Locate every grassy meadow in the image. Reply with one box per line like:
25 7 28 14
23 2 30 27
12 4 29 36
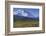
13 18 39 28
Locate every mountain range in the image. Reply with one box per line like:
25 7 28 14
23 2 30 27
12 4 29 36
14 15 39 20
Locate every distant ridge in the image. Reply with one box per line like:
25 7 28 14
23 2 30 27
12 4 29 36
14 15 39 20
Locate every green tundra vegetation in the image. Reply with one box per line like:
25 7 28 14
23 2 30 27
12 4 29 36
13 17 39 28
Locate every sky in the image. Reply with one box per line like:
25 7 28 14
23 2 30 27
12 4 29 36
13 8 39 18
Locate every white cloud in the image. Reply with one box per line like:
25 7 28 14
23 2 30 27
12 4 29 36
13 9 28 17
22 12 28 16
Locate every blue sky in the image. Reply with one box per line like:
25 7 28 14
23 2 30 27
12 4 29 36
13 8 39 18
